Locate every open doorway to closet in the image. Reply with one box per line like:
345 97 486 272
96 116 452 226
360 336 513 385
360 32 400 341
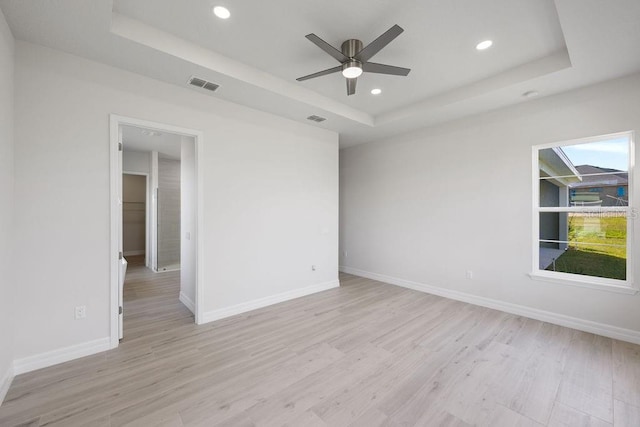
110 115 203 348
122 128 183 274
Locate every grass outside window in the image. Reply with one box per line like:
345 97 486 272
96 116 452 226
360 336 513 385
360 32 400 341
546 214 627 280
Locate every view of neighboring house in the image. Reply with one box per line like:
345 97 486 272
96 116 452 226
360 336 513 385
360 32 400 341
569 165 628 206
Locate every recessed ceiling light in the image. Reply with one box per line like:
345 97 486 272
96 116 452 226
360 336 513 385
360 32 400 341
476 40 493 50
141 130 162 137
371 88 382 95
523 90 539 98
213 6 231 19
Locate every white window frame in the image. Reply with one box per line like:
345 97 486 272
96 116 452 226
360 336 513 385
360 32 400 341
530 131 637 294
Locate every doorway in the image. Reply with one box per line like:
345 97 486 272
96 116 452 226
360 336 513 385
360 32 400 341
110 115 203 348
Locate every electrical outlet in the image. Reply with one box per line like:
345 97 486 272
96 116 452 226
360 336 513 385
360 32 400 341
466 270 473 279
75 305 86 319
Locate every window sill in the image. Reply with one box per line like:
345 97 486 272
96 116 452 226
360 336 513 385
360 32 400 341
528 271 638 295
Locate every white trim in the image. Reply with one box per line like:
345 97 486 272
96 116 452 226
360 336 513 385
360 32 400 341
155 266 180 273
12 338 111 376
195 133 205 326
123 250 145 256
628 131 635 286
201 280 340 324
528 270 636 294
536 130 635 150
110 114 205 345
538 206 630 213
150 152 159 272
109 116 120 349
179 291 196 314
340 266 640 345
0 364 14 405
532 130 637 292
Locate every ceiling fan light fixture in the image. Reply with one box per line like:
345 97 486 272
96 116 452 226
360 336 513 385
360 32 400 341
342 61 363 79
297 25 410 95
213 6 231 19
476 40 493 50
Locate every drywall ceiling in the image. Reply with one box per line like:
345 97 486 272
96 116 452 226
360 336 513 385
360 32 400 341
122 125 183 159
2 0 640 147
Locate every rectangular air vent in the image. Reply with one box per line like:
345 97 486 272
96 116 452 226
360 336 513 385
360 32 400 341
306 115 326 123
188 76 220 92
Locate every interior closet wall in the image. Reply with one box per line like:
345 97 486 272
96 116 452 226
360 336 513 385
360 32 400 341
122 174 146 256
157 157 180 270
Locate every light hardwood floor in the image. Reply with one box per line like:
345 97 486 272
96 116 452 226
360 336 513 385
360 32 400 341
1 259 640 426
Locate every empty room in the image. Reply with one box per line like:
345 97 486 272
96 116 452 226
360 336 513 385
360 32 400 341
0 1 639 426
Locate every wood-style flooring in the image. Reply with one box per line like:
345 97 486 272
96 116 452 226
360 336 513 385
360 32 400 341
1 258 639 426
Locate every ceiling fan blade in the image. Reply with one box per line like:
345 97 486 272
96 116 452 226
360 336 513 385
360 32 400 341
355 25 404 62
362 62 411 76
346 78 357 96
305 34 349 63
296 66 342 81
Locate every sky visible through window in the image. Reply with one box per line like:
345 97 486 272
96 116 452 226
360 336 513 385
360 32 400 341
561 136 629 171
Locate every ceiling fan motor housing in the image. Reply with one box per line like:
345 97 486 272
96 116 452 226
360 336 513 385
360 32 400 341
341 39 363 58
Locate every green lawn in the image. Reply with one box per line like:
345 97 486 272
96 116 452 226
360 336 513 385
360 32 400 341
548 249 626 280
547 214 627 280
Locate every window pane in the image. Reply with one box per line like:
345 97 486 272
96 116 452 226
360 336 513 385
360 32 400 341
538 212 627 280
539 137 629 207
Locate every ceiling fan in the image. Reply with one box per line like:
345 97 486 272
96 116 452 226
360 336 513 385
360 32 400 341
296 24 411 96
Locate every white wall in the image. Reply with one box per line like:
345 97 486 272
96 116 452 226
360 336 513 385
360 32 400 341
12 41 338 361
340 72 640 336
123 150 150 174
0 8 14 402
180 137 196 310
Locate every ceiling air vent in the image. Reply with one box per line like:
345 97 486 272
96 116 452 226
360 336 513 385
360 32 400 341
188 76 220 92
307 115 326 123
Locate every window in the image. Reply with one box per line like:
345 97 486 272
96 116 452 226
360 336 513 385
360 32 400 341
532 131 635 292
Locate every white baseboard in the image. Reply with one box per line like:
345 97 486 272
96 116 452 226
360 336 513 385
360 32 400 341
123 250 145 256
340 266 640 345
13 337 111 376
200 279 340 325
0 363 14 405
179 291 195 314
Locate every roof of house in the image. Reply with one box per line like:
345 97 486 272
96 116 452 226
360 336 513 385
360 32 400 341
539 147 582 186
570 165 628 188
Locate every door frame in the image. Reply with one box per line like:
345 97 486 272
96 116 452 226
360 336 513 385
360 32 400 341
109 114 204 348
